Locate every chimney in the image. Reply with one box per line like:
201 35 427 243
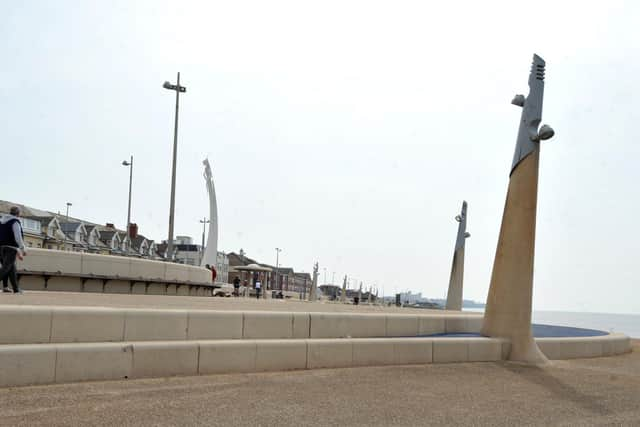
105 223 115 229
128 223 138 239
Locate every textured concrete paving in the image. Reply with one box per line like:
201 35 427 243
0 341 637 426
0 291 453 314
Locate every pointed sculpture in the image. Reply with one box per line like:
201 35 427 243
340 275 347 302
308 262 319 301
200 159 219 267
445 201 470 311
481 54 555 364
357 282 362 303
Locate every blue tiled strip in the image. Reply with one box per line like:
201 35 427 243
421 324 609 338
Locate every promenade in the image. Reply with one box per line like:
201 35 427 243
0 291 445 314
0 340 637 426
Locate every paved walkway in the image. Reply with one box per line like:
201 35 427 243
0 341 637 426
0 291 459 314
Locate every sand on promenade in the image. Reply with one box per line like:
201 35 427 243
0 291 457 314
0 341 637 426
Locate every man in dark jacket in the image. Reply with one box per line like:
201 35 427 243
0 206 28 294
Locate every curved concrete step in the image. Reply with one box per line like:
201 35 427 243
0 334 631 388
0 305 483 345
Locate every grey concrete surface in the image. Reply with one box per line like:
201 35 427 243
0 291 456 314
0 341 637 426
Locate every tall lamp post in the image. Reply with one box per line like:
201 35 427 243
199 217 209 265
163 73 186 260
122 156 133 234
275 247 282 291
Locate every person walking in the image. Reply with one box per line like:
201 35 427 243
233 276 240 297
0 207 28 294
243 279 249 297
255 280 261 299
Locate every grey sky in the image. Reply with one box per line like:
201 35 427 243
2 1 639 313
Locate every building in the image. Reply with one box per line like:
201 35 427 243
0 201 290 286
0 200 165 259
398 291 426 305
293 272 312 298
227 251 306 294
19 217 45 249
319 284 341 300
173 235 201 266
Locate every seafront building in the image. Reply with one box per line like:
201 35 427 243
226 251 310 296
0 200 325 287
0 199 232 277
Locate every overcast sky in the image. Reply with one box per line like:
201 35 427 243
2 1 639 314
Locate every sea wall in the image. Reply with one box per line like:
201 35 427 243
17 248 211 284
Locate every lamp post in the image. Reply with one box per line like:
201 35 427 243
275 247 282 290
122 156 133 234
163 73 186 260
65 202 72 220
200 217 209 264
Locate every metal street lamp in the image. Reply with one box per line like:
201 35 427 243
275 247 282 290
65 202 72 220
199 217 209 264
163 72 187 260
122 156 133 234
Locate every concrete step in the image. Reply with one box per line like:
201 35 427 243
0 305 483 345
0 334 631 388
0 337 507 387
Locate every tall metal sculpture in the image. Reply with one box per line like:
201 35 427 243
309 262 319 301
200 159 219 268
445 201 470 311
481 54 555 363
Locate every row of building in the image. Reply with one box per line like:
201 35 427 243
226 251 312 296
0 200 230 282
1 200 314 294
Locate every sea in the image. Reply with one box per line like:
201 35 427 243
463 309 640 339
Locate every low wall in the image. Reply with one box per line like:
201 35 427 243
17 248 211 284
0 306 483 344
0 334 632 387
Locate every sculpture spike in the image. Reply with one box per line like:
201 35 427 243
445 200 469 311
482 54 555 364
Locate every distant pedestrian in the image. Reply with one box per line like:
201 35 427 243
233 276 240 296
255 280 261 299
0 207 28 294
243 279 249 297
